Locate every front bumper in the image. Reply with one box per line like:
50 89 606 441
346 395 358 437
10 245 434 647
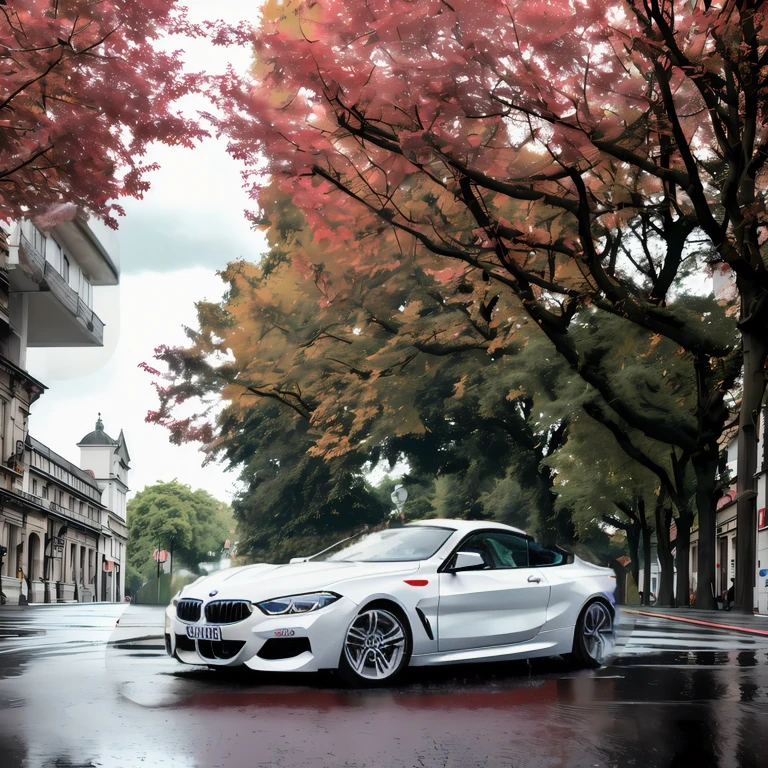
164 595 360 672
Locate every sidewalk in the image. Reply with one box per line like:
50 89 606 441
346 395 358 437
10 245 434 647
624 606 768 637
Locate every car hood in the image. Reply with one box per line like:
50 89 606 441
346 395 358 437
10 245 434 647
180 560 421 602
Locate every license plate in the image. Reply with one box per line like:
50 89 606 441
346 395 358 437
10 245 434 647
186 625 222 641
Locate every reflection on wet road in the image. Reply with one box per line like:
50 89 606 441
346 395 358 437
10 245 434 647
1 604 767 767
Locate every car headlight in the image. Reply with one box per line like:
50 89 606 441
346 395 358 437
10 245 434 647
256 592 340 616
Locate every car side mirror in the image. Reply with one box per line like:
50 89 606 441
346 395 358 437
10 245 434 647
450 551 486 572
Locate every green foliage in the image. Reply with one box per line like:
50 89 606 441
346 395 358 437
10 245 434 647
224 407 390 563
127 480 234 580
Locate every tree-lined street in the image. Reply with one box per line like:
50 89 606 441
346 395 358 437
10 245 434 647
0 604 767 767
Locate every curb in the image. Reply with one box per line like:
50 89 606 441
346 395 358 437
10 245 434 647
625 608 768 638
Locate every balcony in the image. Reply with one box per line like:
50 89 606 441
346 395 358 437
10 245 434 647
47 500 102 533
14 233 105 347
2 488 102 533
16 232 46 285
42 263 105 343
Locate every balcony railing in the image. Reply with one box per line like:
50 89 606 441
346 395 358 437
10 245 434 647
42 262 104 344
77 296 104 338
18 233 46 282
1 487 101 532
48 500 101 531
19 490 44 505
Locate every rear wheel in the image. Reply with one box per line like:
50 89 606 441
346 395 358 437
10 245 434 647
568 600 615 668
337 605 411 686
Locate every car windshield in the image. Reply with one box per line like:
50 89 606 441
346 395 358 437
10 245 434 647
311 526 454 563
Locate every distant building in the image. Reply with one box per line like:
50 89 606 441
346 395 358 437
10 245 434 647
78 415 130 602
0 215 121 604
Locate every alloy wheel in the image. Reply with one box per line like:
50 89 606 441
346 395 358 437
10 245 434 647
343 608 406 681
581 602 615 664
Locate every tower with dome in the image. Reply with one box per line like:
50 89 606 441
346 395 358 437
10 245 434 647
77 414 130 602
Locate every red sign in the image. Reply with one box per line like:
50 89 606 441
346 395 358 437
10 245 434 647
153 549 168 563
759 508 767 531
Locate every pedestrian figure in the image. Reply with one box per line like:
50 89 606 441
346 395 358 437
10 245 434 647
724 579 735 611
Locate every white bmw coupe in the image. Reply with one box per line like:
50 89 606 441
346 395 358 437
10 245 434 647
165 520 618 685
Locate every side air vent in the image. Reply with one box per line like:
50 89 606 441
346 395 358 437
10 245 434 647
257 638 312 660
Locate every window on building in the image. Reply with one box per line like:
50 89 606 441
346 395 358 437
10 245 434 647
25 221 46 256
79 547 85 584
70 543 76 581
62 255 70 283
0 400 5 464
32 478 38 497
48 238 62 272
80 274 92 308
41 484 48 500
79 501 84 515
69 495 75 512
1 523 7 576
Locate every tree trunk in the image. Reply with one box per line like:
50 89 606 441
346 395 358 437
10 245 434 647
655 494 675 607
676 514 691 607
627 527 640 600
693 452 720 609
734 316 768 613
640 503 652 606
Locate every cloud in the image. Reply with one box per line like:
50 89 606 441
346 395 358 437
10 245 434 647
117 138 267 274
26 268 240 502
113 0 265 274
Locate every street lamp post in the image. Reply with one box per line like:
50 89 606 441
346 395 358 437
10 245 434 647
390 485 408 526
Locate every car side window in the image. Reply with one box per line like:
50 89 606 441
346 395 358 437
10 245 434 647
529 540 565 567
454 534 495 570
460 532 530 570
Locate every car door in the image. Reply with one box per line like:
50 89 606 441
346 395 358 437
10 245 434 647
437 531 551 652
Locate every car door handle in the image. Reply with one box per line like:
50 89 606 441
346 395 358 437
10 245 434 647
527 575 542 583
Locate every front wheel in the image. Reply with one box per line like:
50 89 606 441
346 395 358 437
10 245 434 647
337 606 411 686
568 600 615 668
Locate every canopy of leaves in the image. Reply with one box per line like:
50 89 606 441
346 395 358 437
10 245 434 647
205 0 751 460
0 1 206 226
142 184 719 568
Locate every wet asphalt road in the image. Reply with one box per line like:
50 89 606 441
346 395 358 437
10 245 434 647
0 605 767 767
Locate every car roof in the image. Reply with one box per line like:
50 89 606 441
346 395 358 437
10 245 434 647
406 519 528 536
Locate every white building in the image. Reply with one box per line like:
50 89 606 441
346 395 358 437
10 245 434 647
686 414 763 610
755 410 768 613
0 214 122 604
78 415 130 602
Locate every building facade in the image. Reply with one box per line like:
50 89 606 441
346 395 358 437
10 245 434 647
685 410 767 611
77 415 130 602
0 214 122 604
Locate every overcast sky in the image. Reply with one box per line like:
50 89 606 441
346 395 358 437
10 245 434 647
26 2 263 502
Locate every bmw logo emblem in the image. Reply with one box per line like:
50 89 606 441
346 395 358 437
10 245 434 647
209 590 218 597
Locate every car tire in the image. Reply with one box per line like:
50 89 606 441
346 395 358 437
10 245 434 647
337 603 412 687
567 599 615 668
